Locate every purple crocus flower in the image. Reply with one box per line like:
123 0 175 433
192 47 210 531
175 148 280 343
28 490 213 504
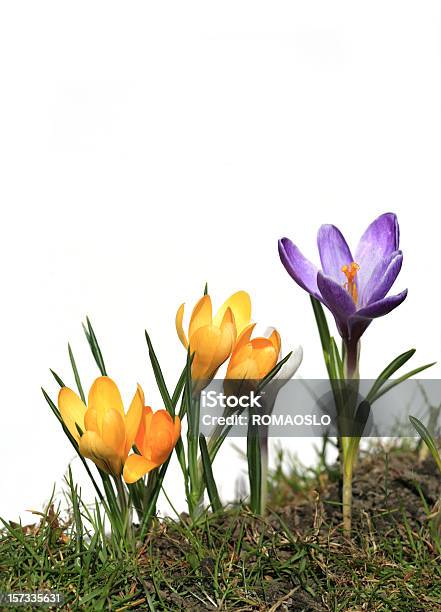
278 213 407 372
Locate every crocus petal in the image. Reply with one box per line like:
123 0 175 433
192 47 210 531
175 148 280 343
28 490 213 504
213 291 251 336
354 213 399 294
317 224 354 283
175 303 188 348
317 272 357 319
226 343 255 380
278 238 322 301
219 306 237 344
235 323 256 352
79 430 122 475
360 251 403 306
88 377 125 434
174 415 181 444
352 289 408 320
135 405 153 452
100 408 126 458
58 387 87 443
84 407 98 433
148 412 176 464
250 338 279 379
189 295 213 340
190 325 234 380
124 385 144 456
123 454 157 483
267 329 281 357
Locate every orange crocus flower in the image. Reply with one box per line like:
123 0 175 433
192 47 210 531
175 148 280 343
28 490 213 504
226 325 281 381
123 406 181 483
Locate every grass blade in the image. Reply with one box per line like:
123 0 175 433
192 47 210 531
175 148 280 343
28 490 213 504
145 330 175 416
366 349 416 402
50 369 65 387
370 362 436 403
409 415 441 473
68 343 86 402
83 317 107 376
199 434 221 513
258 351 292 391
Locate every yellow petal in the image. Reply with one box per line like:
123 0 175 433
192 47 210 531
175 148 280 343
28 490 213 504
174 415 181 444
58 387 87 444
123 454 158 484
234 323 256 352
267 329 281 357
175 303 188 348
190 324 234 380
226 344 255 380
135 406 153 453
79 431 122 475
88 376 125 433
213 291 251 336
84 407 98 433
124 384 144 456
100 408 126 458
250 338 278 379
220 306 237 343
189 295 212 340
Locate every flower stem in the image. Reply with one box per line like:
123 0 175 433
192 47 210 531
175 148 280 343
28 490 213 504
187 393 201 518
113 475 132 543
342 462 353 536
341 338 360 537
259 427 269 515
344 339 360 379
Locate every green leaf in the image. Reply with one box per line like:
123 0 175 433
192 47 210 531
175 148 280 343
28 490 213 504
366 349 416 403
83 317 107 376
329 337 344 379
257 351 292 391
310 295 331 348
199 434 221 512
204 282 208 295
310 296 331 357
370 362 436 403
409 415 441 474
50 369 65 387
145 330 175 417
247 423 262 514
68 343 86 402
138 353 190 536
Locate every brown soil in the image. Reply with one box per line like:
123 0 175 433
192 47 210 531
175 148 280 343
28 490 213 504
137 451 441 611
278 450 441 537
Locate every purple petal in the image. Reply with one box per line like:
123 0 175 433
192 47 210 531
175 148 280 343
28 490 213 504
278 238 321 301
317 224 354 283
317 272 357 320
360 250 403 306
353 289 408 320
354 213 400 294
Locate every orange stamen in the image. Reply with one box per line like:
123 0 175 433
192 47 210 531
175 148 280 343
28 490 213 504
341 262 360 304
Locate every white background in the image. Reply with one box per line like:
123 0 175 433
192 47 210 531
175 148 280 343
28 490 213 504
1 2 440 522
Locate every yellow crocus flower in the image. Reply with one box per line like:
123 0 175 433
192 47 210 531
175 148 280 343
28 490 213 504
176 291 251 381
58 376 143 476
